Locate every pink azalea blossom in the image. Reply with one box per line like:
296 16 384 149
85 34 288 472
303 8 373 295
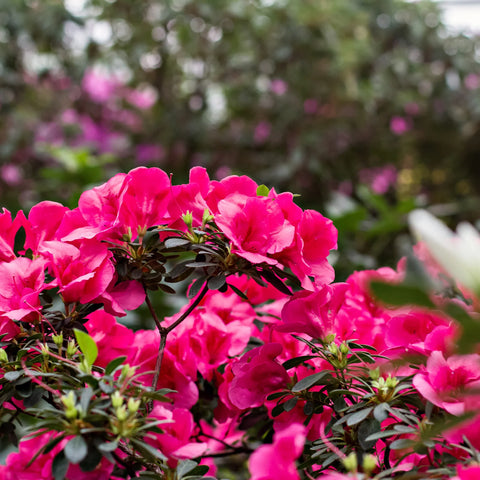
390 116 411 135
451 464 480 480
412 351 480 415
228 343 289 410
0 208 26 262
39 240 115 305
85 310 136 367
215 193 295 265
0 257 47 321
148 404 207 468
248 423 306 480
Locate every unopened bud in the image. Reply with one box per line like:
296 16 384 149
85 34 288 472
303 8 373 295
0 349 8 363
327 343 338 355
342 452 358 472
369 367 380 381
116 405 128 422
111 391 124 408
52 333 63 347
79 358 91 374
61 391 78 419
40 344 50 356
120 364 136 380
385 376 399 389
202 209 214 226
340 342 349 355
127 397 141 414
362 454 377 474
66 339 77 358
182 211 193 229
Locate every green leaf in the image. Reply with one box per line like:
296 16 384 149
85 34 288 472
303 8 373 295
282 355 316 370
4 371 23 381
98 441 119 453
64 436 88 464
164 237 191 249
74 329 98 368
284 396 298 412
291 371 330 392
52 451 69 480
256 184 270 196
105 356 127 375
370 281 434 308
346 407 373 426
207 274 226 290
390 438 416 450
130 439 167 462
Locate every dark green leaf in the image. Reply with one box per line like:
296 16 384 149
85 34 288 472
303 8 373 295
105 356 127 375
64 436 88 464
390 438 416 450
207 274 226 290
227 283 249 301
282 355 316 370
346 407 373 426
291 371 330 392
283 396 298 412
130 439 167 462
80 387 94 413
4 371 23 381
188 278 206 299
52 451 69 480
177 460 198 479
358 418 381 450
98 441 119 453
164 237 191 249
373 403 389 422
370 281 434 309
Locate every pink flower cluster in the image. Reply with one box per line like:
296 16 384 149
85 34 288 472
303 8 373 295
1 166 480 479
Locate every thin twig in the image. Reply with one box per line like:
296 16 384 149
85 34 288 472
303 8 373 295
146 281 210 403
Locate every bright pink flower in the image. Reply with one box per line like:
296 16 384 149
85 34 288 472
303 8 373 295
118 167 171 236
384 311 456 357
0 164 22 186
228 343 289 410
452 464 480 480
0 208 26 262
39 240 115 305
215 193 295 265
0 316 20 341
413 351 480 415
278 283 349 339
148 404 207 467
270 79 288 95
85 310 136 368
248 423 306 480
0 257 47 321
24 201 69 253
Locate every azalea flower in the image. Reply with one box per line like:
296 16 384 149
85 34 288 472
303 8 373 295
408 209 480 296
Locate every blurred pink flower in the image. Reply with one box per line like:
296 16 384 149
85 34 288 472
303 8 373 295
465 73 480 90
214 165 232 180
82 69 121 103
389 116 411 135
254 121 271 143
359 165 397 194
304 98 319 114
126 87 157 109
404 102 420 116
1 165 22 186
136 143 166 164
270 78 288 96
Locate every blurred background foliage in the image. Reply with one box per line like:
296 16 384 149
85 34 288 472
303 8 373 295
1 0 480 280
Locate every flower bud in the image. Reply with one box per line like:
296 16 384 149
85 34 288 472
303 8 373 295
115 405 128 422
385 375 399 389
182 211 193 229
202 209 214 226
66 339 77 358
340 342 349 355
52 333 63 347
40 343 49 356
362 454 377 474
120 364 136 380
0 349 8 363
127 397 141 414
61 391 78 419
342 452 358 472
111 391 124 408
369 367 380 380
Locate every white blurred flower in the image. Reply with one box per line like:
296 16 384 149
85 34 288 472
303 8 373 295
408 209 480 295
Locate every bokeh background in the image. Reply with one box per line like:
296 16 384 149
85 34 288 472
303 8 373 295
1 0 480 281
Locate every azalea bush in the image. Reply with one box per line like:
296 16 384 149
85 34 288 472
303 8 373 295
1 166 480 479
